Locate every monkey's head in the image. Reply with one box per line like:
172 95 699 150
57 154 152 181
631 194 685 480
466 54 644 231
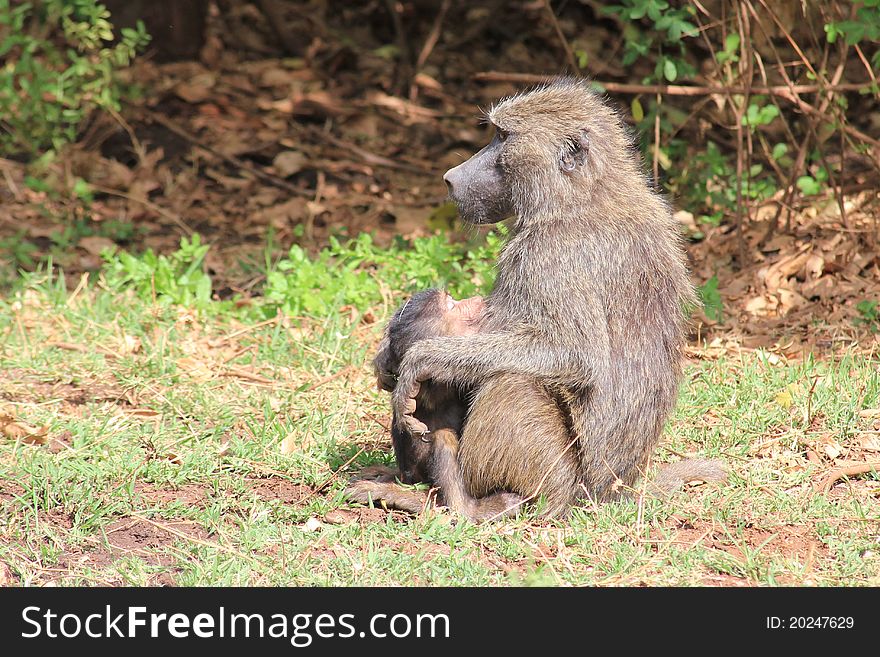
444 78 634 224
374 289 484 391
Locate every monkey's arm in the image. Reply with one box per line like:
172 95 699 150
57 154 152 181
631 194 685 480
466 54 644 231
392 332 599 434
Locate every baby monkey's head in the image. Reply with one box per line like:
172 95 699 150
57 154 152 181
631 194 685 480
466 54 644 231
390 288 484 352
374 289 484 391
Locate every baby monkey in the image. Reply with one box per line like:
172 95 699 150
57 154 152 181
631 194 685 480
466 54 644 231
347 288 522 520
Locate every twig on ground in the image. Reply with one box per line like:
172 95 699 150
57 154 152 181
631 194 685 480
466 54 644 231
311 446 367 495
816 463 880 494
47 341 117 358
208 314 281 347
301 366 354 392
222 367 275 385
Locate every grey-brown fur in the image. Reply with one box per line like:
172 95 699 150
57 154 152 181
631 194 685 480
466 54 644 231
389 78 724 514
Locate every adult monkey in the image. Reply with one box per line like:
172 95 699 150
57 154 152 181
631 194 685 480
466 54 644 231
391 78 723 512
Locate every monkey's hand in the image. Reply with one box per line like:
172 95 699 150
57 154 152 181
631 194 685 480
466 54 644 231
391 373 429 435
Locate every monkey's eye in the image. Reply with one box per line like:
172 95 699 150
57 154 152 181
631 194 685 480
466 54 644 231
495 128 509 142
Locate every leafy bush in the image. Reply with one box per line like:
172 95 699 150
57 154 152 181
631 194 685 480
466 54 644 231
600 0 880 224
100 230 503 319
98 227 731 324
825 0 880 65
0 0 149 159
102 235 213 309
604 0 698 83
263 231 502 318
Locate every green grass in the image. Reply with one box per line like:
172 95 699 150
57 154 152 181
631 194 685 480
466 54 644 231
0 262 878 587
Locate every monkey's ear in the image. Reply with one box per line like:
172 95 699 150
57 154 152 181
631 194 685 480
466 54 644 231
559 129 590 173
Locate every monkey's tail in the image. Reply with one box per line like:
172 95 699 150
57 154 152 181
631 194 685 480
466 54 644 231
644 458 728 497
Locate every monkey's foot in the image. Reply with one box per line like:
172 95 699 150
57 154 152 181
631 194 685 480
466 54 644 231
397 412 429 436
457 492 525 522
344 479 429 515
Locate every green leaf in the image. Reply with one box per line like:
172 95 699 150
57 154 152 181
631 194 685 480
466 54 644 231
824 23 840 44
24 175 51 192
631 98 644 123
699 275 724 322
372 45 399 60
796 175 821 196
663 58 677 82
725 33 741 53
72 177 92 201
759 104 779 124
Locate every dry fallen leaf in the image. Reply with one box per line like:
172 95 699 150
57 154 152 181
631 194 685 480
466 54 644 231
800 276 837 300
280 433 299 455
820 438 844 460
253 198 307 228
0 405 15 426
128 408 161 418
121 334 142 355
79 236 116 256
777 288 807 315
259 66 301 88
674 210 697 232
0 561 13 586
303 517 324 532
745 295 773 316
273 150 307 177
176 356 214 382
755 349 786 366
323 509 356 525
18 427 48 445
174 72 216 103
858 434 880 452
413 72 442 91
803 254 825 280
0 408 49 444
